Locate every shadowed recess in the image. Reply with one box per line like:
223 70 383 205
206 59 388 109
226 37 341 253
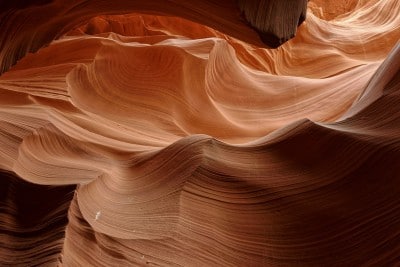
238 0 308 47
0 170 76 266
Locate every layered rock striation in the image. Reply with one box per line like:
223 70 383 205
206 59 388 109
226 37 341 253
0 0 400 266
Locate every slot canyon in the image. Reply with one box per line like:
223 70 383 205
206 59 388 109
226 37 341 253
0 0 400 266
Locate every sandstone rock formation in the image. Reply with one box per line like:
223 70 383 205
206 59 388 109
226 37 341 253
0 0 399 266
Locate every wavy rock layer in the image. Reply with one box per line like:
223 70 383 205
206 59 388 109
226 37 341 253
0 0 308 74
1 0 400 266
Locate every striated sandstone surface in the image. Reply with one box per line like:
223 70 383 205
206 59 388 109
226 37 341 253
0 0 400 266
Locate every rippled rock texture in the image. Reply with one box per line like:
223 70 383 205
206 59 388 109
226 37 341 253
1 0 400 266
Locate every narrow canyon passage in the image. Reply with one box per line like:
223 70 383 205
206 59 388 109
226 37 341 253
0 0 400 266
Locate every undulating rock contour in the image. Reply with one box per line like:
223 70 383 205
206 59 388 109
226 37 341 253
0 0 400 266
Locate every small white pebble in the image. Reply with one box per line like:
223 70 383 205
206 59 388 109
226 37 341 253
95 211 101 220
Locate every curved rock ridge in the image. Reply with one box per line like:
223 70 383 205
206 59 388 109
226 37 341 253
0 0 400 266
0 0 309 75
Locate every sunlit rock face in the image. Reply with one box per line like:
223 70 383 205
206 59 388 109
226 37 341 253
1 0 400 266
309 0 363 20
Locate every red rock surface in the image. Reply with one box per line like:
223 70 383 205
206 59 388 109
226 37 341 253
0 0 400 266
